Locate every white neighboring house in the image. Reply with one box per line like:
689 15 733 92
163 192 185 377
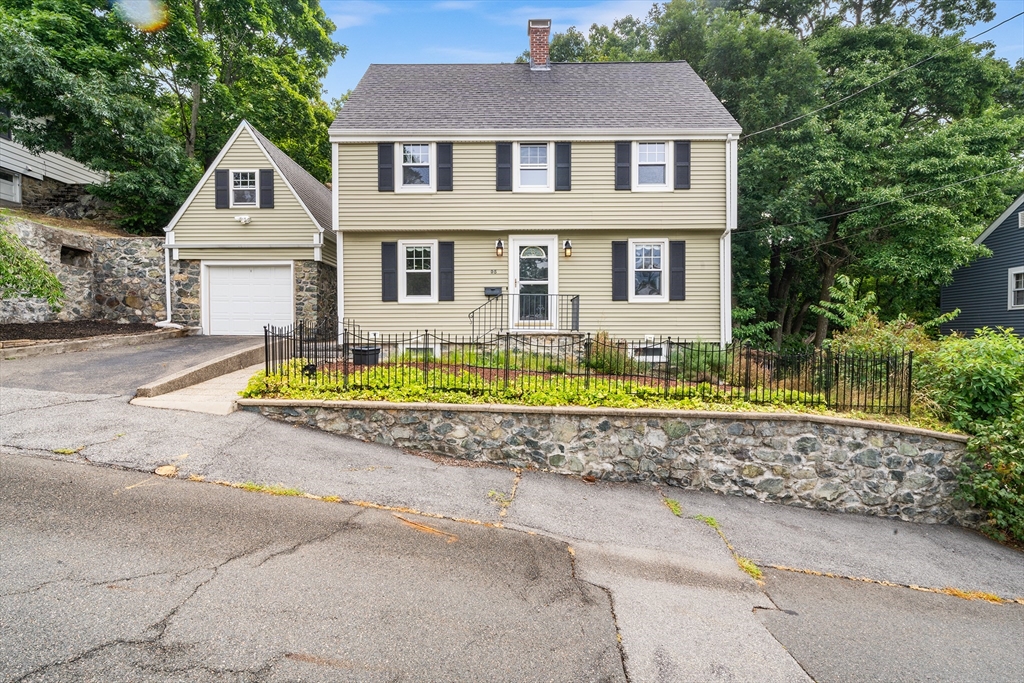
0 124 107 208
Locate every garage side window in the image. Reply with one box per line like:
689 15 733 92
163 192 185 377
231 171 258 207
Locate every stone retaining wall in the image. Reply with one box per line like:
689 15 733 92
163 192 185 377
243 400 980 527
294 260 337 323
1 219 164 323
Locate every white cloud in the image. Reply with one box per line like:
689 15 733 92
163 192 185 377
489 1 656 31
329 0 390 29
432 0 480 9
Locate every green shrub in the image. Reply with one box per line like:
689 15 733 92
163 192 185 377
958 407 1024 544
916 328 1024 429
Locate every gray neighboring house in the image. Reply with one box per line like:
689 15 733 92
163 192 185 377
940 192 1024 336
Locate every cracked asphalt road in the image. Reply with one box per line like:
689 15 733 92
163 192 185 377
2 341 1023 681
1 455 625 682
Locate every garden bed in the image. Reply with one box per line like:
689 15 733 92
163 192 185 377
0 320 159 343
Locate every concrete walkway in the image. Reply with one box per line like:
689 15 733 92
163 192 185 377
1 348 1022 681
131 364 260 415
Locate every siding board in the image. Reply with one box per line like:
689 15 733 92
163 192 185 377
342 230 722 339
941 209 1024 336
171 128 321 261
337 141 727 230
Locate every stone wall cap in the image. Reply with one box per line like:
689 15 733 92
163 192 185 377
235 398 970 442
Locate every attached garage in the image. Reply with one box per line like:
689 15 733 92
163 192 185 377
205 264 293 335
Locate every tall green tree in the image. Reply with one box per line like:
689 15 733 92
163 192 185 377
0 0 344 232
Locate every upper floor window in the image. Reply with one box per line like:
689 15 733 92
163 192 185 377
1010 266 1024 310
513 142 553 192
633 142 671 191
397 143 436 192
231 170 257 207
629 239 668 302
399 239 438 303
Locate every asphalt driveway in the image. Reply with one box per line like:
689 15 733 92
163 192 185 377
0 335 257 395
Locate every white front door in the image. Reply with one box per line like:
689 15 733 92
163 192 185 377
206 264 293 335
509 235 557 330
0 171 20 204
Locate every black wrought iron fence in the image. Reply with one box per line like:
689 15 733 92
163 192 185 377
263 322 913 415
468 293 581 337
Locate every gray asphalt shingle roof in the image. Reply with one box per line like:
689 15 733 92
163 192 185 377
249 126 332 231
331 62 741 134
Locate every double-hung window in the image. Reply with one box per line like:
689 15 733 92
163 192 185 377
628 239 668 302
632 142 672 191
513 142 553 192
231 170 257 207
396 143 436 192
1011 266 1024 310
398 240 438 303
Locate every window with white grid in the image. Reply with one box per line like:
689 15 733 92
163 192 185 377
1011 267 1024 309
629 239 668 302
399 240 438 303
631 142 672 191
231 171 257 207
513 142 553 191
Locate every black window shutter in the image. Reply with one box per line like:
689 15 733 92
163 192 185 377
259 169 274 208
214 169 229 208
378 143 394 192
381 242 398 301
611 241 628 301
495 142 512 191
614 142 631 190
669 241 686 301
674 141 691 190
555 142 571 191
438 241 455 301
437 143 453 191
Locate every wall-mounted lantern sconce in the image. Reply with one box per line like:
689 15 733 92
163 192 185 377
495 239 504 257
563 240 572 257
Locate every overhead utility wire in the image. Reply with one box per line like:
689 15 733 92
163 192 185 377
740 11 1024 140
734 166 1018 234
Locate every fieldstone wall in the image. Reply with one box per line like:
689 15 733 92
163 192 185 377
245 401 979 527
20 176 86 212
0 219 163 324
294 260 337 324
170 259 202 326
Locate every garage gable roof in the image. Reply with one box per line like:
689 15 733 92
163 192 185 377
164 121 331 234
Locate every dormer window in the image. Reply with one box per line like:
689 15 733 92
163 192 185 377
396 143 436 192
231 170 258 207
513 143 553 192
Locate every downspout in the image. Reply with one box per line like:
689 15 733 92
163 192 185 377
155 229 183 328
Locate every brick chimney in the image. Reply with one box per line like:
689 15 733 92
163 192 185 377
528 19 551 71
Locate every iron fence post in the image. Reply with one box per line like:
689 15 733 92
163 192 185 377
906 350 913 417
503 332 511 392
264 325 270 391
584 332 592 391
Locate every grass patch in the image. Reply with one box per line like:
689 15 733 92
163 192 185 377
693 514 720 530
737 556 763 581
238 481 304 497
663 497 683 517
52 446 84 455
940 587 1004 604
487 489 513 508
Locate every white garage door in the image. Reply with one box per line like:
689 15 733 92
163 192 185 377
207 264 293 335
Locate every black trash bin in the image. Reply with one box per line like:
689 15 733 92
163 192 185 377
352 346 381 366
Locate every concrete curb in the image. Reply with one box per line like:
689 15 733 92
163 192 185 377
135 343 264 398
236 397 970 443
1 327 199 360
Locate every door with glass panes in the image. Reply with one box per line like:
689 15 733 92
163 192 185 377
509 236 557 329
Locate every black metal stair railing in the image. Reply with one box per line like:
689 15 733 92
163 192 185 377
469 293 580 337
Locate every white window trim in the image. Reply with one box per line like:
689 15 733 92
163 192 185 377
228 169 259 209
630 342 669 363
628 238 669 303
394 142 437 193
398 239 439 304
512 142 554 193
631 141 673 192
1010 266 1024 310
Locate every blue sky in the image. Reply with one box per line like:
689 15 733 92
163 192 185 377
320 0 1024 101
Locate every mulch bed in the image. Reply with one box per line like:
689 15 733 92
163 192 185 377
0 320 159 342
